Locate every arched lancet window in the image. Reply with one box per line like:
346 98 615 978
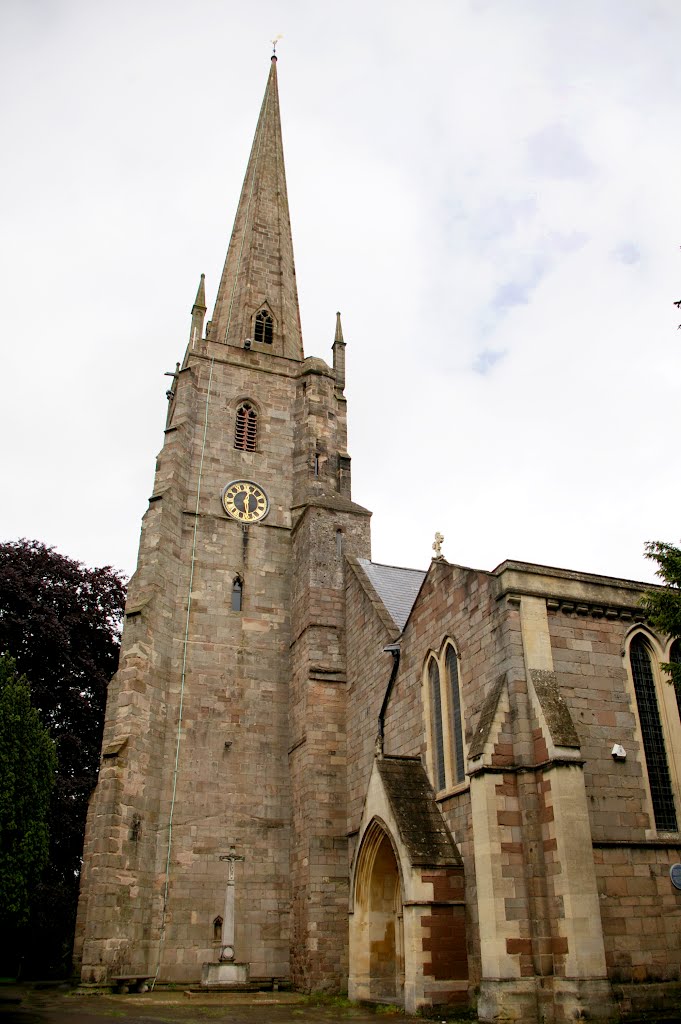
670 639 681 720
213 917 223 943
234 402 257 451
629 635 677 831
253 308 273 345
445 645 465 785
428 658 446 792
231 577 243 612
424 641 467 794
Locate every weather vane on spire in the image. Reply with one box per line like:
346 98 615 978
271 34 283 55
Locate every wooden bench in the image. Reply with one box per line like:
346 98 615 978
111 975 153 993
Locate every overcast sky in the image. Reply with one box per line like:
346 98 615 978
1 0 679 586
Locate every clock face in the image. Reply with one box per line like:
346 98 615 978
221 480 269 524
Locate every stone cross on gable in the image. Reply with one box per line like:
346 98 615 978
218 846 245 962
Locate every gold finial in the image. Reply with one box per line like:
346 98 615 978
432 532 444 559
271 34 283 56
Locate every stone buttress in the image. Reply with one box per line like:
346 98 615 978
288 310 371 989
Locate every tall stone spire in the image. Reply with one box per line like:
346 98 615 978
209 56 304 360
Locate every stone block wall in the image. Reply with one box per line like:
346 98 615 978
594 844 681 983
421 869 468 1003
345 562 398 834
386 561 519 766
77 343 302 983
547 608 651 840
543 600 681 985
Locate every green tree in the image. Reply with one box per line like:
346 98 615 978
642 540 681 690
0 654 57 974
0 540 126 976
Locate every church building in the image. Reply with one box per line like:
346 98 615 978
75 58 681 1024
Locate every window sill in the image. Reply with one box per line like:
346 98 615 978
435 780 470 802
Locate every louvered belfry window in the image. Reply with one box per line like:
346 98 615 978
254 308 273 344
234 402 257 451
630 635 678 832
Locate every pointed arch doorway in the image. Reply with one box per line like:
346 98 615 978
350 756 468 1014
351 819 404 1003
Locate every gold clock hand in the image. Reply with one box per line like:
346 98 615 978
243 492 251 515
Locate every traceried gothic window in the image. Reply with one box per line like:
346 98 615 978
234 402 257 451
253 308 273 345
671 640 681 720
424 641 466 794
629 634 678 832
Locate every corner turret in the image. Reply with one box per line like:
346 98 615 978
190 273 206 348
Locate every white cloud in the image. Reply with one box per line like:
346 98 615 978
1 0 679 586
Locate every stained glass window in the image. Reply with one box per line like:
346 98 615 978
446 646 465 785
429 659 446 791
630 635 677 831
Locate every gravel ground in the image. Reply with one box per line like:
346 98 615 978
0 987 467 1024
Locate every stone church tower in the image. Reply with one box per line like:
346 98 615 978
75 56 371 987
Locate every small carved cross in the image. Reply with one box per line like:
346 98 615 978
432 532 444 558
219 845 245 881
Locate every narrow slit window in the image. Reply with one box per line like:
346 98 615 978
336 529 343 557
446 646 465 785
254 309 273 344
231 577 243 612
630 635 677 831
428 659 446 791
235 402 257 451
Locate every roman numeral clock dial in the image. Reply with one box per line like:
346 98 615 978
221 480 269 524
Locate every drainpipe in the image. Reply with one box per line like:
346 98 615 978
377 643 401 754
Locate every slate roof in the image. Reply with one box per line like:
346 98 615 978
377 756 461 866
357 558 426 631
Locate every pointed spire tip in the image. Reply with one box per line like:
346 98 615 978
334 311 344 344
193 272 207 311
